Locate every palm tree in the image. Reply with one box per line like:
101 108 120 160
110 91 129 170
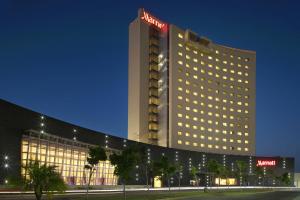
110 146 140 200
23 161 66 200
84 146 107 199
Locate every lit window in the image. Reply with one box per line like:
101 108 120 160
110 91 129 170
178 52 183 56
185 141 190 145
178 96 183 100
245 148 249 151
178 140 182 144
193 134 197 138
178 87 183 91
185 132 190 137
178 43 183 47
178 61 183 65
208 56 213 60
177 113 183 118
193 58 198 63
223 146 227 150
208 144 212 148
178 131 182 135
178 33 183 38
245 140 249 144
186 46 190 51
215 50 219 54
193 50 198 54
223 60 227 64
186 106 190 111
186 55 190 59
193 143 198 146
201 143 205 147
178 78 183 82
178 122 183 127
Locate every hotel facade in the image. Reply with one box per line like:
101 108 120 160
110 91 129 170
0 9 294 188
0 99 294 187
128 9 256 156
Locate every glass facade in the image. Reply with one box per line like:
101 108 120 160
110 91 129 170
21 131 118 186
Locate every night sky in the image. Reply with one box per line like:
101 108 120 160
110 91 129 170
0 0 300 171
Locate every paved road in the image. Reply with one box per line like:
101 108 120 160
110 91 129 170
182 191 300 200
0 191 300 200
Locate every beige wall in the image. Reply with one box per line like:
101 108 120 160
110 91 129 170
129 12 256 156
128 17 150 144
168 25 256 155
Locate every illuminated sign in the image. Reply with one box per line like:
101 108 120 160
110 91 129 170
256 160 276 167
141 10 166 30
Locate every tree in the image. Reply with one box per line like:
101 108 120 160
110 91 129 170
110 146 140 200
23 161 66 200
190 166 199 186
207 159 220 186
218 165 229 186
154 156 176 191
84 146 107 199
138 146 151 190
277 172 291 186
236 160 247 186
254 166 264 185
175 164 183 189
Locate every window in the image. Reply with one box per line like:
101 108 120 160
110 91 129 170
178 33 183 38
178 140 182 144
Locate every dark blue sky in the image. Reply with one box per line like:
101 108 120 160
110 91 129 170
0 0 300 170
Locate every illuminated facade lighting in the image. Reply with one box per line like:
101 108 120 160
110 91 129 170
128 8 256 155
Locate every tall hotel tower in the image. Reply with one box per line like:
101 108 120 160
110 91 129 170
128 9 256 155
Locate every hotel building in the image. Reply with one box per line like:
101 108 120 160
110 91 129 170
0 99 294 187
0 9 294 188
128 9 256 155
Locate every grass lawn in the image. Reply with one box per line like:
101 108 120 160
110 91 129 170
70 189 272 200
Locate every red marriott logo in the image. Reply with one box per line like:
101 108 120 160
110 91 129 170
141 10 166 30
256 160 276 167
